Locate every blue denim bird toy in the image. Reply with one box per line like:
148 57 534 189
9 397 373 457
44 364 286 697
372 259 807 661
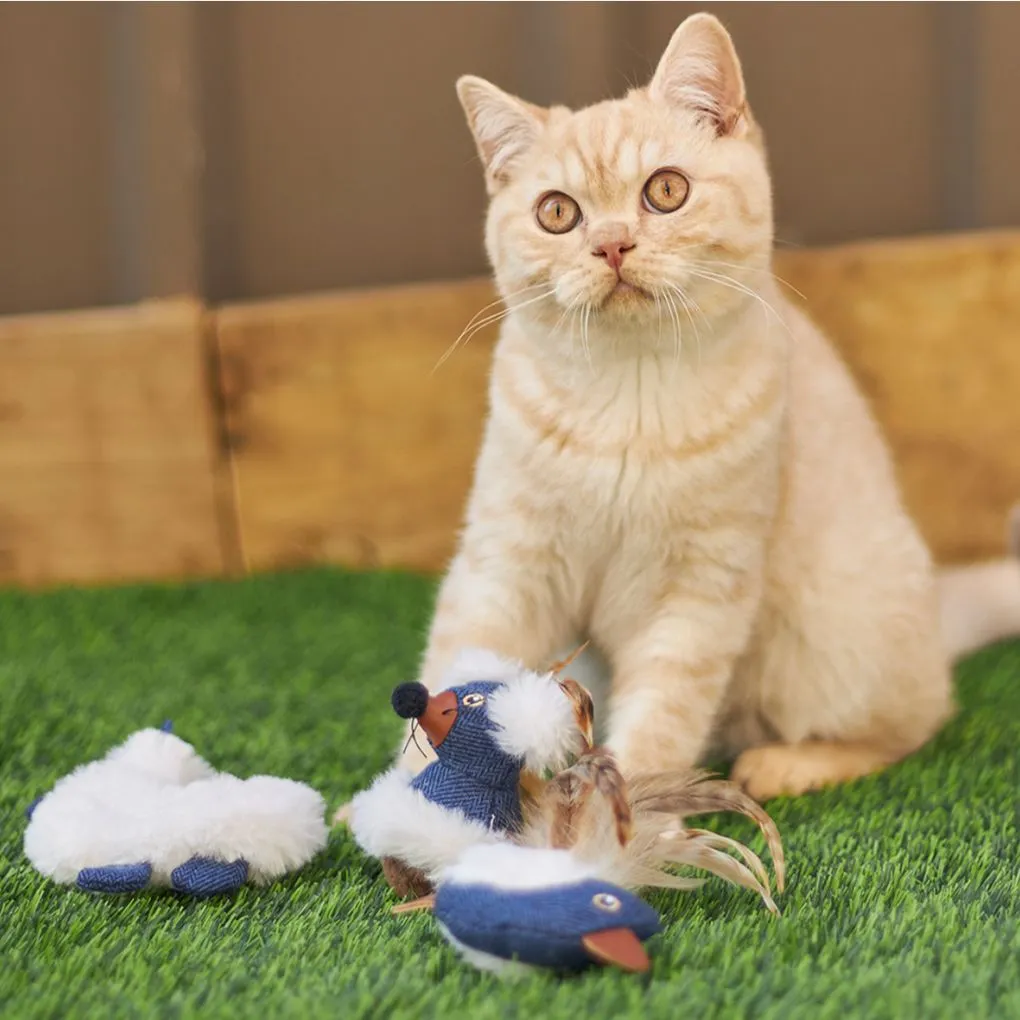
433 843 662 975
392 678 526 835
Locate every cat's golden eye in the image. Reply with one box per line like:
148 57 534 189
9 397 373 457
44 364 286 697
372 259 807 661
642 169 690 214
536 192 582 234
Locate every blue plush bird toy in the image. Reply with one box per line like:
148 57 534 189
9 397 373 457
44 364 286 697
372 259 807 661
433 843 662 975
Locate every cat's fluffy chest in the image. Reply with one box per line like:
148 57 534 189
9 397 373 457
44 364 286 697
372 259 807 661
468 334 785 638
487 333 785 524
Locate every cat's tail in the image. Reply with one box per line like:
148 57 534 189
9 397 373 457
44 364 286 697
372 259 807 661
937 505 1020 660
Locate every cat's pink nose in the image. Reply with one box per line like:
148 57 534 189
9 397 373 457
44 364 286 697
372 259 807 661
592 239 635 273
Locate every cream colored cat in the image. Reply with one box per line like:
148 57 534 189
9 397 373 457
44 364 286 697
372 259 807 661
406 13 1020 801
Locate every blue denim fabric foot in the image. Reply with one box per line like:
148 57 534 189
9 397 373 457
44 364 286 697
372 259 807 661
76 862 153 893
170 856 248 897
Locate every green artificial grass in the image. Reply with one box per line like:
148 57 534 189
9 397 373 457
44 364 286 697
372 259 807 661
1 568 1019 1019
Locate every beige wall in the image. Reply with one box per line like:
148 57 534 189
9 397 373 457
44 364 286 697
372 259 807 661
1 2 1018 316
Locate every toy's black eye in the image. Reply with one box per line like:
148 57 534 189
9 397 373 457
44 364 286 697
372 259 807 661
592 892 622 912
462 693 486 708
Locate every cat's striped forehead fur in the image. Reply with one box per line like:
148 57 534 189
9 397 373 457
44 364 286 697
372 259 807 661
458 14 773 334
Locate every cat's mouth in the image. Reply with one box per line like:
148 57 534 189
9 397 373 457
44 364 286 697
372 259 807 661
603 277 651 306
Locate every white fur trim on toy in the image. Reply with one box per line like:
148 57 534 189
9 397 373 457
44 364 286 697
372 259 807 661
440 843 597 892
435 924 536 978
348 765 508 880
486 669 582 773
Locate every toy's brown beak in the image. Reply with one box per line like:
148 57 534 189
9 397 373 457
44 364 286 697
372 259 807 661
581 928 651 973
417 689 458 748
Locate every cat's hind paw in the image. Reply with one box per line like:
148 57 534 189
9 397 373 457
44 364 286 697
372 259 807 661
731 741 894 801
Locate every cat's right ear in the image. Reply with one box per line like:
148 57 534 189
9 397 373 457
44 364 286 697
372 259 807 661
648 13 747 137
456 76 546 193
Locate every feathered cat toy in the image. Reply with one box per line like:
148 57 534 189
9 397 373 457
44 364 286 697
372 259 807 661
348 647 786 975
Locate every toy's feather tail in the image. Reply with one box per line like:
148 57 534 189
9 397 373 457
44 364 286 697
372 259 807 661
626 770 786 893
533 747 632 850
519 750 785 914
656 830 778 915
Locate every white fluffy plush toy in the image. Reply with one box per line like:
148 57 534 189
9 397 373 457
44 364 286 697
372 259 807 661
24 723 329 897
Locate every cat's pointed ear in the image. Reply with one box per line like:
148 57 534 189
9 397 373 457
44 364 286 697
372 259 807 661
456 76 546 191
648 13 747 137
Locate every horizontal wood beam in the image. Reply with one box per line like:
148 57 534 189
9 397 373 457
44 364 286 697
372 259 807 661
0 299 238 586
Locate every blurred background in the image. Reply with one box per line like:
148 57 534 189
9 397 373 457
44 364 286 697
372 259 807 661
1 1 1018 317
1 2 1018 589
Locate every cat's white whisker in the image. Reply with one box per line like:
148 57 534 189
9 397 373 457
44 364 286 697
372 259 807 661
464 284 546 328
580 302 594 374
677 284 713 336
454 283 550 343
568 305 581 362
658 288 682 371
432 288 556 373
686 257 809 303
686 293 709 368
568 306 581 363
667 284 704 370
642 251 799 325
684 267 795 343
550 300 576 339
671 293 684 372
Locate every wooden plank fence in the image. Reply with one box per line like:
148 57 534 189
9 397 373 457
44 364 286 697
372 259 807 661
2 232 1019 587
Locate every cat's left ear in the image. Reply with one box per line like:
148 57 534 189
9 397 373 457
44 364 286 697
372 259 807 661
457 76 547 192
648 13 747 137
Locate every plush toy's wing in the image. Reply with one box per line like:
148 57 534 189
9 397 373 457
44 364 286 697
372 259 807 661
487 671 589 774
170 857 249 896
77 862 153 894
72 857 249 898
349 766 506 886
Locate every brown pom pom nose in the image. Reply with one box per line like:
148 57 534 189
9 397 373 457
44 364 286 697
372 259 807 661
392 682 430 720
